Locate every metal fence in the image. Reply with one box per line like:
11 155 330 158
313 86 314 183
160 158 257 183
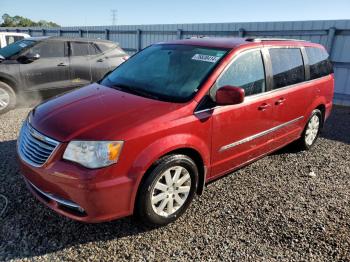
1 20 350 105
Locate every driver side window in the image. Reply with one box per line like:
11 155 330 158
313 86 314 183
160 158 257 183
216 49 266 96
27 41 65 58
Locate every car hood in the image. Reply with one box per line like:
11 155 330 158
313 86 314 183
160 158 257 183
30 83 189 142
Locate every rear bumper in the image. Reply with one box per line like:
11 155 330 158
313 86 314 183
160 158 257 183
19 156 136 223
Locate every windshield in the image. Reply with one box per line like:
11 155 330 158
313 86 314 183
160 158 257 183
101 44 229 102
0 39 36 59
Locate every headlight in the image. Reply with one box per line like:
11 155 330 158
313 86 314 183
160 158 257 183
63 141 124 169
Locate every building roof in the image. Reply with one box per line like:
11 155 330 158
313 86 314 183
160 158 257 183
26 36 116 44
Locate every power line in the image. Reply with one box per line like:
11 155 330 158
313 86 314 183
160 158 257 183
111 9 118 25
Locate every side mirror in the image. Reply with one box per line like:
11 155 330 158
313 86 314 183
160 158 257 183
215 85 245 105
27 53 40 62
17 53 40 64
0 55 5 62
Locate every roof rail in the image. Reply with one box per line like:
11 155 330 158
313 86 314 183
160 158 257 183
245 37 308 42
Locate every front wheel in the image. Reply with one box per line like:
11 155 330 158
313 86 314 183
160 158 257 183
135 154 198 226
0 82 16 114
295 109 322 150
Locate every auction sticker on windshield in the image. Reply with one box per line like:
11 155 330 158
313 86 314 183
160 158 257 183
192 54 221 63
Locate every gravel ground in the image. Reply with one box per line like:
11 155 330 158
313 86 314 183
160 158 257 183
0 106 349 261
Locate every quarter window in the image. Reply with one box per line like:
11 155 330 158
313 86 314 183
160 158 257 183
97 42 116 52
216 50 266 96
305 47 333 79
269 48 305 89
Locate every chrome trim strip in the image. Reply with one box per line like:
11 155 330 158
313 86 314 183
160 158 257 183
27 123 60 145
194 106 220 114
17 121 60 168
219 116 304 152
29 181 82 210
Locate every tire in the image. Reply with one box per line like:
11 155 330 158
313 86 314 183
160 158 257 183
135 154 198 226
0 81 16 114
295 109 323 151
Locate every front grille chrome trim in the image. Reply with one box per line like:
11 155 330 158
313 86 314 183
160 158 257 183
17 121 60 167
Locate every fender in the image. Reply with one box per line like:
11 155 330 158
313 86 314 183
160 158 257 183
304 95 327 127
126 133 210 211
0 71 20 92
304 75 334 125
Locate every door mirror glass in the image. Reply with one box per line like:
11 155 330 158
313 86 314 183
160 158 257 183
215 85 245 105
27 53 40 61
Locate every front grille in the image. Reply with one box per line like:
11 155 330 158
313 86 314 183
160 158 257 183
18 121 59 167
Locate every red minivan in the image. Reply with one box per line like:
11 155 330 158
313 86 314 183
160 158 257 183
17 37 334 226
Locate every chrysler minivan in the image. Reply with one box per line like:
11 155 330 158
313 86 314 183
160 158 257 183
17 37 334 226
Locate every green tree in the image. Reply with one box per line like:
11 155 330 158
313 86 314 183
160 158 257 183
0 13 60 27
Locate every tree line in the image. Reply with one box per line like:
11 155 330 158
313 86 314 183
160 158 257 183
0 14 60 27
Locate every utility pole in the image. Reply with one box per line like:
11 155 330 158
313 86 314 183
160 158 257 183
111 9 118 25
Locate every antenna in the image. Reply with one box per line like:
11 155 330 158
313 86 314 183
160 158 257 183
111 9 118 25
84 16 93 83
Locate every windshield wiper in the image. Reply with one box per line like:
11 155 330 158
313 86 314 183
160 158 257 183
111 84 160 100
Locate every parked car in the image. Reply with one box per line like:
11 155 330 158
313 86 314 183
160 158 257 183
0 36 128 113
17 37 334 226
0 32 30 48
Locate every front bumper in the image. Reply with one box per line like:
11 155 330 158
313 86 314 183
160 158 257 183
19 152 136 223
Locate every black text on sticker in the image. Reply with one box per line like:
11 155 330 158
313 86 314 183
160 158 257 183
192 54 220 63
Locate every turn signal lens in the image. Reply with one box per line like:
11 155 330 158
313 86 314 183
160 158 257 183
108 142 122 161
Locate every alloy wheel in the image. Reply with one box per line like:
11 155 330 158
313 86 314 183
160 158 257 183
0 87 10 110
305 115 320 146
151 166 191 217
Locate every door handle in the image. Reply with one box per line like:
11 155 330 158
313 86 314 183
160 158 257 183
275 97 286 105
97 58 104 62
258 103 271 111
57 62 68 67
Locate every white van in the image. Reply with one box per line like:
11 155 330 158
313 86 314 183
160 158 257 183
0 32 30 48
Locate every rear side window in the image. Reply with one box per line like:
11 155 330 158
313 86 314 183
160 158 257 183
216 49 266 96
70 42 101 56
269 48 305 89
6 35 24 45
97 42 116 52
98 43 126 56
305 47 333 79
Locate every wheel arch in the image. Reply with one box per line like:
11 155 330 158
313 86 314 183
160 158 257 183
0 74 19 94
129 134 210 213
305 96 327 127
315 104 326 127
155 147 206 195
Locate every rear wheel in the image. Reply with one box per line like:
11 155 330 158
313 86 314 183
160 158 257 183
136 154 198 226
0 82 16 114
295 109 322 150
